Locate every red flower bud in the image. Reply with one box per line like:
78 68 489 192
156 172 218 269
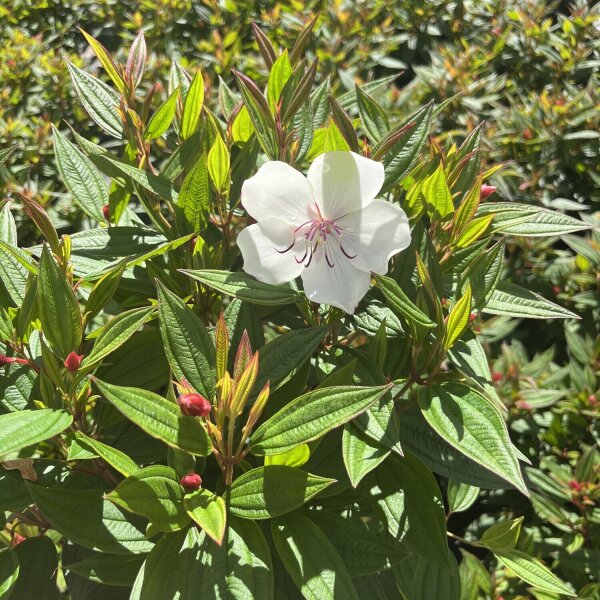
10 533 25 548
180 473 202 491
469 312 477 322
588 394 597 406
480 184 497 200
103 205 110 221
64 351 84 372
492 371 503 382
568 479 583 492
552 286 561 294
178 393 211 417
0 354 28 367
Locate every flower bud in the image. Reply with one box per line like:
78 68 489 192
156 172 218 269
178 393 211 417
10 533 25 548
0 354 28 367
180 473 202 491
492 371 503 382
64 351 84 372
469 312 477 322
103 205 110 221
480 184 496 200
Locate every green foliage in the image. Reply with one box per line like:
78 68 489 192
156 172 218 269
0 4 598 599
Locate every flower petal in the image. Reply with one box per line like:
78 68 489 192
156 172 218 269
300 243 371 314
241 161 316 224
237 219 304 285
306 151 385 220
337 200 411 275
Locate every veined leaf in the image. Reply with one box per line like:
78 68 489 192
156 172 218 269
73 432 138 477
343 422 390 487
0 409 72 456
26 484 153 554
180 71 204 140
145 86 179 140
207 134 230 193
67 61 123 138
419 382 528 495
181 269 298 305
184 489 227 545
267 51 292 111
227 466 334 519
375 274 435 329
447 480 480 514
444 284 472 349
38 245 82 357
251 384 390 455
157 282 216 399
271 513 359 600
53 126 107 222
423 163 453 219
176 154 210 233
107 466 190 532
0 547 19 598
484 282 579 319
80 29 125 93
494 550 573 595
63 552 144 587
92 378 212 456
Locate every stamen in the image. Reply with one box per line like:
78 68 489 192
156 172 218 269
340 243 357 260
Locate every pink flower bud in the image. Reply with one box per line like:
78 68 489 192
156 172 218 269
10 533 25 548
480 184 496 200
64 352 83 372
469 312 477 322
492 371 503 382
0 354 28 367
178 393 211 417
180 473 202 491
103 205 110 221
568 479 583 493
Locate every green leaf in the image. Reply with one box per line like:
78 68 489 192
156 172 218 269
483 282 579 319
375 274 435 329
444 284 472 349
38 245 82 357
0 548 19 599
67 61 123 138
264 444 310 468
227 466 334 519
0 409 72 457
52 126 107 222
267 51 293 111
423 163 453 219
181 269 298 305
64 552 145 587
92 378 212 456
477 202 591 236
145 86 180 139
0 203 17 244
184 489 227 545
10 537 60 600
207 134 230 193
177 153 210 233
356 85 388 142
479 517 522 552
73 432 139 476
309 511 407 576
372 454 450 568
83 306 154 368
271 513 359 600
107 465 190 532
84 258 127 318
251 384 390 455
255 326 328 393
419 382 528 495
447 480 479 514
454 214 493 248
235 71 278 158
180 72 204 140
400 406 511 489
380 102 433 192
80 29 125 93
0 242 29 305
157 282 216 399
494 550 574 596
342 422 390 487
26 484 153 554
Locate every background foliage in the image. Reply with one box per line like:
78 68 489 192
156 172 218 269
0 1 598 599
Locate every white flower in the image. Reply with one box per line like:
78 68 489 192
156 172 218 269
237 151 411 314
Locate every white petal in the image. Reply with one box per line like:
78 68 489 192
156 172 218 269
237 219 304 285
241 161 316 224
306 151 385 220
300 243 371 314
337 200 411 275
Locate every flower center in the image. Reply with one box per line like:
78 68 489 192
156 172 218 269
276 204 356 268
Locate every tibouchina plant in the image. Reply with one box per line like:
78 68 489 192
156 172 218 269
238 151 411 313
0 25 590 600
